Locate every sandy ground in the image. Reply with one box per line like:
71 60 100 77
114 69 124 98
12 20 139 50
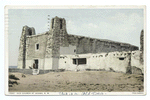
9 71 144 92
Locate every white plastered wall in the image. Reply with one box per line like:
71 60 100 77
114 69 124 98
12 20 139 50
59 51 132 73
26 58 44 69
17 61 23 69
44 58 53 70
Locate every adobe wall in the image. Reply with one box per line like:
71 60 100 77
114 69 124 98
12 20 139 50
58 52 130 73
18 26 36 69
26 33 48 60
59 51 143 74
18 16 141 71
67 34 139 54
131 50 144 73
25 33 49 69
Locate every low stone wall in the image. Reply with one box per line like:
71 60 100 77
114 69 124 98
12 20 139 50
9 68 21 73
9 68 33 74
9 68 65 75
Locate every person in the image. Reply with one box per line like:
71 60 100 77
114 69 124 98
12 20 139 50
33 63 35 69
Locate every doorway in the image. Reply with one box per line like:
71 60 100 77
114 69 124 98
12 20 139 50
34 59 38 69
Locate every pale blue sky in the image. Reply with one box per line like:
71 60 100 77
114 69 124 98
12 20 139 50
8 9 144 66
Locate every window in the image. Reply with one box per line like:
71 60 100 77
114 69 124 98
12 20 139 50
36 44 39 50
74 49 76 53
78 58 86 64
52 19 54 29
73 59 76 64
28 28 32 35
73 58 86 65
119 57 125 60
60 19 62 29
99 55 103 57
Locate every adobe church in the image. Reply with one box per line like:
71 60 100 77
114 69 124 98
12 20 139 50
18 16 143 74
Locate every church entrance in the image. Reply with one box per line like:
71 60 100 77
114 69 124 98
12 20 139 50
34 59 38 69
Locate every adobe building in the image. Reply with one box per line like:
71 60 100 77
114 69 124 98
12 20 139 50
17 16 143 74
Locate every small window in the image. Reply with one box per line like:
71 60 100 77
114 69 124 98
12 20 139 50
99 55 102 57
52 19 54 29
73 58 86 65
28 28 32 35
105 54 108 57
119 57 125 60
74 49 76 53
73 59 76 64
36 44 39 50
60 19 62 29
78 58 86 64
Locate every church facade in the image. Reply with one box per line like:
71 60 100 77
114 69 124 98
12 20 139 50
18 16 142 73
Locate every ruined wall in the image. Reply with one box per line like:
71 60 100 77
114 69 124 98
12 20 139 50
67 34 139 54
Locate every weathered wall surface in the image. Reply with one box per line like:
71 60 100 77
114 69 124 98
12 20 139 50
44 16 69 69
59 51 143 74
60 45 76 55
24 33 48 69
106 52 131 73
59 54 90 71
131 50 143 73
67 34 139 54
26 33 48 60
18 26 36 69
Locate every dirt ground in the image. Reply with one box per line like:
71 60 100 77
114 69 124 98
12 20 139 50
9 71 144 92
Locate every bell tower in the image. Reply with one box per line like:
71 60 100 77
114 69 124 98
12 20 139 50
18 26 36 69
49 16 69 56
45 16 69 69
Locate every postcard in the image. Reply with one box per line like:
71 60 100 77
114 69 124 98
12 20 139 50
5 5 146 95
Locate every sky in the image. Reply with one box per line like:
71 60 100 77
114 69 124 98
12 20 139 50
8 8 144 66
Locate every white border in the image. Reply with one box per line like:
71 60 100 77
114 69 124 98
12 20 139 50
4 5 147 96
